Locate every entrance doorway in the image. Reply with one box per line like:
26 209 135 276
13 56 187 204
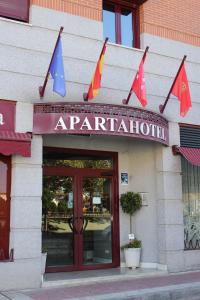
0 155 11 261
42 148 119 272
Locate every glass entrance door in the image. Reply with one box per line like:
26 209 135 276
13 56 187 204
82 177 112 265
42 176 75 268
42 149 119 272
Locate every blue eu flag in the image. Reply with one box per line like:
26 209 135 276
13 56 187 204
49 37 66 97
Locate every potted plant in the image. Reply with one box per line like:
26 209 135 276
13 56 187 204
120 192 142 268
121 239 142 268
41 246 48 275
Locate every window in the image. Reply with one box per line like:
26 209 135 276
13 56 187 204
180 125 200 250
103 1 140 48
43 148 113 169
182 158 200 250
0 156 11 260
0 0 30 22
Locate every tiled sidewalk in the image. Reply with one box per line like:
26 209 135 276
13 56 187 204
2 270 200 300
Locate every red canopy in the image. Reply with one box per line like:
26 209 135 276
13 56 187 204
0 131 32 157
173 146 200 167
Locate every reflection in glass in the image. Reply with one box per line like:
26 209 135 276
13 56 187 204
42 176 74 266
103 5 115 43
121 10 133 47
44 157 113 169
182 158 200 249
82 177 112 265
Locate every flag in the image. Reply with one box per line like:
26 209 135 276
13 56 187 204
49 36 66 97
87 38 108 100
131 52 148 107
171 63 191 116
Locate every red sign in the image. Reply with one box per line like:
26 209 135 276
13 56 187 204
0 101 15 131
33 103 169 145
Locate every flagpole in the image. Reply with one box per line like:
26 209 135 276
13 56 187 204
83 37 109 102
39 26 64 98
122 46 149 105
159 55 187 114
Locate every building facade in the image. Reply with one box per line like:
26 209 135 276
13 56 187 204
0 0 200 291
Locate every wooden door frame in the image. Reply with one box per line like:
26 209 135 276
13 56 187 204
0 155 11 260
43 147 120 272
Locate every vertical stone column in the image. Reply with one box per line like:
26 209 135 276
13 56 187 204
156 122 185 272
119 146 131 245
8 135 43 289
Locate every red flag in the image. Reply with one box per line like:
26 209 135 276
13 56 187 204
131 56 147 107
171 63 192 116
87 38 108 100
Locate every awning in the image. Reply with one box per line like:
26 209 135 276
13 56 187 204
0 131 32 157
173 146 200 167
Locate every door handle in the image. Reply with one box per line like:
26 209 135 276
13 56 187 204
79 216 88 234
68 216 79 234
68 216 88 234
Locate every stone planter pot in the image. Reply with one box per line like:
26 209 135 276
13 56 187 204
41 252 47 274
124 248 141 268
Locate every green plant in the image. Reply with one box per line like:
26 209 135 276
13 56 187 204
42 246 48 253
120 192 142 233
121 239 141 249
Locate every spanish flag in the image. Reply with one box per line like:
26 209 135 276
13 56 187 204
86 38 108 101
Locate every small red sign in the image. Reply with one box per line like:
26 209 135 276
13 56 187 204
0 101 15 132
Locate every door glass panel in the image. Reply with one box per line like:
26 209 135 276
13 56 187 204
43 156 113 169
121 9 133 47
0 161 8 260
103 4 116 43
42 176 74 267
82 177 112 265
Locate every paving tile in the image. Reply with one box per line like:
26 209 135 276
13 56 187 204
2 292 33 300
4 271 200 300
